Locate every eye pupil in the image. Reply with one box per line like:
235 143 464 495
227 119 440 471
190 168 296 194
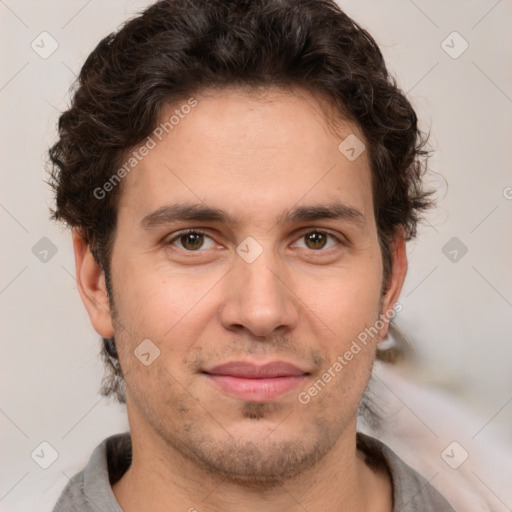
181 233 203 250
306 232 327 250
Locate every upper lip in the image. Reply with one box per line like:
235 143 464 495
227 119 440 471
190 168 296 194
203 361 309 378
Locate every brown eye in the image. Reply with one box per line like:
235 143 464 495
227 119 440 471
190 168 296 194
169 230 216 251
304 232 328 250
180 232 204 250
292 230 340 252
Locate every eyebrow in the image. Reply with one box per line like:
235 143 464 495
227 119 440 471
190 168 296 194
140 201 365 229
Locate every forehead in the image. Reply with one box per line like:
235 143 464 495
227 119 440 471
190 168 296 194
117 86 373 227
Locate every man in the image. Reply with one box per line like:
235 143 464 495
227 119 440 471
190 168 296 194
49 0 456 510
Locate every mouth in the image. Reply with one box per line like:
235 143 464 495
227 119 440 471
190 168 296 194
202 361 310 402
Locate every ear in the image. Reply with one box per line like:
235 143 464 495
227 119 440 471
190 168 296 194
73 229 115 338
378 229 408 340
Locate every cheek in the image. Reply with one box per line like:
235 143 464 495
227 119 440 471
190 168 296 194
112 261 212 341
312 262 383 334
110 268 221 393
124 357 205 439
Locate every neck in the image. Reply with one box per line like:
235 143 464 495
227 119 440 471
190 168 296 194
112 421 392 512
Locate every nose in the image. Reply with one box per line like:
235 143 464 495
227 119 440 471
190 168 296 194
219 247 300 338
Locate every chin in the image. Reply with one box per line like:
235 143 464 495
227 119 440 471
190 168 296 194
175 424 335 487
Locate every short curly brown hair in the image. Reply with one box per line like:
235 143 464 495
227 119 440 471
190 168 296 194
48 0 432 403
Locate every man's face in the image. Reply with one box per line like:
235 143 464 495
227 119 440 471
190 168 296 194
91 87 403 483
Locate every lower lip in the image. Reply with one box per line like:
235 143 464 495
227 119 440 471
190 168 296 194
205 374 307 402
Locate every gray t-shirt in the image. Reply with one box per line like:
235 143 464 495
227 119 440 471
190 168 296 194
53 432 456 511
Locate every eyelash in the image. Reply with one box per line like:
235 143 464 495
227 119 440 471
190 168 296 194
166 228 345 254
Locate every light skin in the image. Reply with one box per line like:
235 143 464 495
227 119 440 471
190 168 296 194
74 86 407 512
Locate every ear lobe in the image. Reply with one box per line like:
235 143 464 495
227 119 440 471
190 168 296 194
379 231 408 340
73 229 115 338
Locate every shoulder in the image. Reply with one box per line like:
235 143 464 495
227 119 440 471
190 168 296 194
357 433 457 512
52 432 131 512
